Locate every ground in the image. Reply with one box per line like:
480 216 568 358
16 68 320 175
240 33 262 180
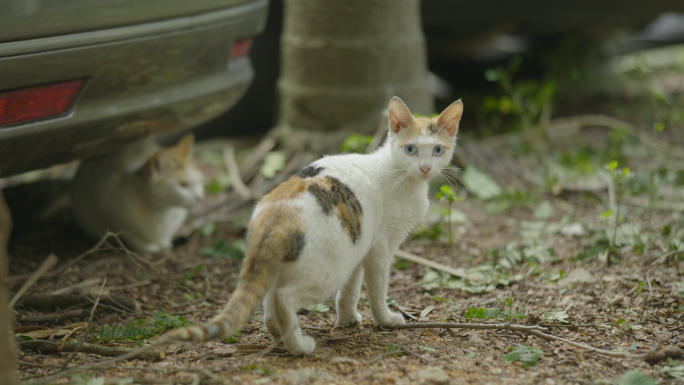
5 141 684 385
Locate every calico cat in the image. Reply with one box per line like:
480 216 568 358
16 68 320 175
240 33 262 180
161 97 463 355
71 134 204 253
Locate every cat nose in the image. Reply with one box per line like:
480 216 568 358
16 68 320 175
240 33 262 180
419 166 431 175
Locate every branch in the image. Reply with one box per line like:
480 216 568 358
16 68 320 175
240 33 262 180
395 250 481 282
8 254 58 309
389 322 654 360
223 145 252 200
18 340 164 361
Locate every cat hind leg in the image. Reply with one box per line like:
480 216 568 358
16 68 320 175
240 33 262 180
273 289 315 355
336 264 364 327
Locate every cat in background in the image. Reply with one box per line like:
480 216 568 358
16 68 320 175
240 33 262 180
71 134 204 253
160 97 463 355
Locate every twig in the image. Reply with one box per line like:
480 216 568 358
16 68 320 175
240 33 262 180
18 340 164 361
53 231 113 277
651 248 684 265
646 272 653 301
59 279 106 370
240 137 277 183
367 87 393 153
223 145 252 200
389 322 645 359
19 292 137 314
50 277 102 296
18 308 91 323
395 250 481 282
9 254 58 309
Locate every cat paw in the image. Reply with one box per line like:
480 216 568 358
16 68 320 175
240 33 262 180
286 336 316 356
376 312 405 328
337 311 363 327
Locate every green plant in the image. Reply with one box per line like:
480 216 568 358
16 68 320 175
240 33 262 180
205 174 232 194
502 344 543 368
542 310 569 323
341 134 373 154
200 239 245 260
660 358 684 378
302 303 330 313
596 370 656 385
605 160 632 253
436 184 461 251
482 55 556 133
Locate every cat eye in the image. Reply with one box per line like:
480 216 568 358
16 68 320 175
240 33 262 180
433 145 445 156
405 145 417 155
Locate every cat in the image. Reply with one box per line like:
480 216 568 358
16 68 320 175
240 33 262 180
160 97 463 355
71 134 204 253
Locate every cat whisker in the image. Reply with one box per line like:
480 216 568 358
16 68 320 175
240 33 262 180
391 172 410 190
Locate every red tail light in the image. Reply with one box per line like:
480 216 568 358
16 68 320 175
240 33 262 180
231 38 253 59
0 79 84 127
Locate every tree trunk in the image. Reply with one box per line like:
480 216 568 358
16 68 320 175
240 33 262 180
277 0 433 151
0 184 18 384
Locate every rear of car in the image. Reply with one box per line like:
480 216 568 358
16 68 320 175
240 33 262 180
0 0 268 177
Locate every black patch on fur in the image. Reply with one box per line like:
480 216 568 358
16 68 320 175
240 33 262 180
284 231 306 262
427 122 440 134
308 176 363 243
297 165 324 178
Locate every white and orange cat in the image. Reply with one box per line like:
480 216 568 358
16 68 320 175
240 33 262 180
71 134 204 253
162 97 463 355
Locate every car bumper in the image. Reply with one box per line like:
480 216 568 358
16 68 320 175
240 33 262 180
0 0 268 177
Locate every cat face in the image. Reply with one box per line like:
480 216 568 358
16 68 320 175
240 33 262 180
136 134 205 207
387 97 463 181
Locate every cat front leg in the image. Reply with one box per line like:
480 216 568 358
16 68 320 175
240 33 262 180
122 233 161 253
362 245 405 328
336 264 364 327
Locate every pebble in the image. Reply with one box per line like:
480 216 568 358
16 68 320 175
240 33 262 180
417 366 449 385
21 356 35 362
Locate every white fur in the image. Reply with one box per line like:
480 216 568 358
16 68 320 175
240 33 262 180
258 102 460 355
71 139 204 253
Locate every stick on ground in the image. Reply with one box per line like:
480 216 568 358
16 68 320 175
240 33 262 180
395 250 481 282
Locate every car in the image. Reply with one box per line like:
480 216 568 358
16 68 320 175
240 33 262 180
0 0 268 177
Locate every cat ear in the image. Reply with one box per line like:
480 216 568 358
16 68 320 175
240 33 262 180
437 99 463 137
388 96 414 134
136 151 168 177
169 133 195 161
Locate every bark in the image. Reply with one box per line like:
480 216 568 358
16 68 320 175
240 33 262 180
0 186 19 385
277 0 433 151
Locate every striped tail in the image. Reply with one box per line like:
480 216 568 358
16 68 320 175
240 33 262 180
159 204 306 345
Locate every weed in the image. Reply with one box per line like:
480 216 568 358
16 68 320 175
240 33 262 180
302 303 330 313
200 239 245 260
341 134 373 154
436 185 461 252
660 358 684 379
502 344 543 368
205 174 232 194
542 310 569 323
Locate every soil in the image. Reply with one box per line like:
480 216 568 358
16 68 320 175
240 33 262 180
5 158 684 385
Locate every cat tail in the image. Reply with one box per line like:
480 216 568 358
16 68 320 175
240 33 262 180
158 208 304 345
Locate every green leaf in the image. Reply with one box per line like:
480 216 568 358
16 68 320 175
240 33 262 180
617 370 656 385
461 166 502 201
607 160 619 172
653 122 665 132
467 351 476 359
196 222 217 237
205 173 232 194
533 201 554 219
302 303 330 313
259 151 286 179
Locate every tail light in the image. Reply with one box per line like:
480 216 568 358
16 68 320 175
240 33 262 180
0 79 84 127
231 38 254 59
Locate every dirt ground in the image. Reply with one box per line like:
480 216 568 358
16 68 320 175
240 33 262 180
5 154 684 385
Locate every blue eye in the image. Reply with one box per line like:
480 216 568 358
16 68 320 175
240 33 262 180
405 145 417 155
433 146 445 156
